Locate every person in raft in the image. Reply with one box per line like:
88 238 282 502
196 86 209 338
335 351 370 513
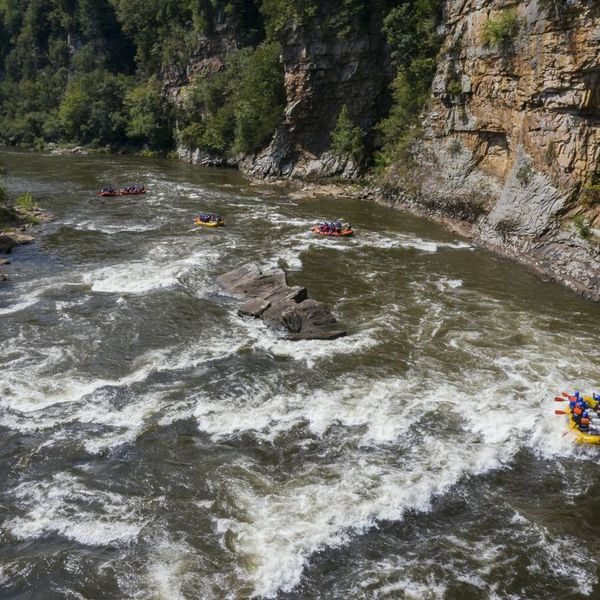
578 411 591 432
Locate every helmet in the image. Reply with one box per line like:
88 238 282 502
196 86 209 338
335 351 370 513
582 411 589 418
574 391 581 398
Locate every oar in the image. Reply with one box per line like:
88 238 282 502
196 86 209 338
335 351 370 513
554 396 566 402
555 410 568 415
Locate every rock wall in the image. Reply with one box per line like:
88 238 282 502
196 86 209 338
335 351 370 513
409 0 600 300
244 4 391 179
178 3 392 179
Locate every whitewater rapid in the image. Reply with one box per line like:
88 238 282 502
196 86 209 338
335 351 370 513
1 151 599 599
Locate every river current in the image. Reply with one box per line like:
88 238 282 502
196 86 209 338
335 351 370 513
1 148 599 599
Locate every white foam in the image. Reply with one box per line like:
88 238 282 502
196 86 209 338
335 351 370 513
81 238 221 295
435 277 463 291
0 288 45 315
5 473 143 545
64 218 159 234
217 436 501 598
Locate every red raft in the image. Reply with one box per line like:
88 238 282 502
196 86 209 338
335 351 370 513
98 189 118 197
119 187 146 196
311 225 354 237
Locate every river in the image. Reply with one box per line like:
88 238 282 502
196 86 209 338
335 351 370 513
1 148 599 599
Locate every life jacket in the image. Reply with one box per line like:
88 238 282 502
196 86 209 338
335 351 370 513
573 405 583 417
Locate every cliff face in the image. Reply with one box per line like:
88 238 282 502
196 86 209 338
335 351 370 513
176 0 600 298
410 0 600 300
243 5 391 179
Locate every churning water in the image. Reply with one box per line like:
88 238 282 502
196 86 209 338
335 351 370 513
1 149 599 599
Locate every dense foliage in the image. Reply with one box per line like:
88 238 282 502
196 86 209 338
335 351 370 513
330 105 364 162
0 0 445 170
178 41 284 156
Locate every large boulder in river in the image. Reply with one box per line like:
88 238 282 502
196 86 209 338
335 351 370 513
217 264 347 341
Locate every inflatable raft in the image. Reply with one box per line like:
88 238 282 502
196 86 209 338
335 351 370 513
563 395 600 445
195 217 224 227
119 188 146 196
311 226 354 237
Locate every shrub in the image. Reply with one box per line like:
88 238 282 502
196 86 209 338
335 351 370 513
15 192 36 212
448 138 462 155
515 162 533 186
580 169 600 207
447 79 462 96
481 10 520 47
330 105 364 161
0 180 8 207
495 217 519 241
573 214 591 239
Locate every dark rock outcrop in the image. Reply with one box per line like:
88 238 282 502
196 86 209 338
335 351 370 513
217 264 346 340
0 233 17 254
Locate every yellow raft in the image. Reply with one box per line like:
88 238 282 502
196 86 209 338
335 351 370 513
194 218 224 227
565 396 600 445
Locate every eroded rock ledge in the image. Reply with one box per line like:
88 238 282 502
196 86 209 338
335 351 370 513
217 263 347 341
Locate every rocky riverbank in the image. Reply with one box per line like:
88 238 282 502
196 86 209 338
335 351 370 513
0 204 53 282
271 178 600 303
217 263 347 341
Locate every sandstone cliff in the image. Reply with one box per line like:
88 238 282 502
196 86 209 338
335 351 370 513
410 0 600 299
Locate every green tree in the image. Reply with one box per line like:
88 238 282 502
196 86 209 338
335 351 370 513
126 77 174 150
330 105 364 161
377 0 442 166
233 42 285 154
59 70 130 146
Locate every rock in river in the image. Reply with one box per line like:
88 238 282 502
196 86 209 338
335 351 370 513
217 264 347 341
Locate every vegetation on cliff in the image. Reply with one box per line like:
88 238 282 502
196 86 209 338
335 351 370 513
377 0 443 172
179 41 284 157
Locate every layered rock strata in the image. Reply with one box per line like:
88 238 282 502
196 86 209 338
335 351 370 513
217 263 347 340
396 0 600 300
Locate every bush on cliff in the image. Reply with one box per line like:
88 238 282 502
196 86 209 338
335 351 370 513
330 105 365 162
59 70 130 147
376 0 442 170
126 77 175 151
481 10 520 47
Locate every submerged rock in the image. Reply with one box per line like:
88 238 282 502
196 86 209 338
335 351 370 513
218 264 347 341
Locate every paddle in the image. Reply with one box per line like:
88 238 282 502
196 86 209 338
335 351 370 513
555 410 568 415
554 397 566 402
